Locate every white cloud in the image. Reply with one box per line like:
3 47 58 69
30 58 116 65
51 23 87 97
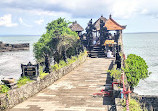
1 0 158 19
109 0 139 19
19 17 32 27
0 14 18 27
34 19 44 25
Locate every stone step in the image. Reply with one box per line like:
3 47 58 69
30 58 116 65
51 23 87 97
88 51 104 53
90 53 105 56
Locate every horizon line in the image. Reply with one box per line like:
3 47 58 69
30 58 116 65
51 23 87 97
1 32 158 36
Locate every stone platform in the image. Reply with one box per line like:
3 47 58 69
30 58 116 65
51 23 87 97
9 58 115 111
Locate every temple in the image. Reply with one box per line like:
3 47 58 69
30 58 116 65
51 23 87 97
69 21 84 36
84 15 126 58
69 15 126 58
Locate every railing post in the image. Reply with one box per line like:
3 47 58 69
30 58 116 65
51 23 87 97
128 87 130 103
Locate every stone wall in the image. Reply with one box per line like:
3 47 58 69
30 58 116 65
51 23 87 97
0 54 87 111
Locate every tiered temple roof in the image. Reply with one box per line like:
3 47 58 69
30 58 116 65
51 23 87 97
93 15 126 31
93 16 107 31
104 15 126 31
69 21 84 32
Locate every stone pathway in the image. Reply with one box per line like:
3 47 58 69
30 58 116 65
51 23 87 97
9 58 115 111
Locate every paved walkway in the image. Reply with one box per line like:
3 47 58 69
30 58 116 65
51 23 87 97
9 58 115 111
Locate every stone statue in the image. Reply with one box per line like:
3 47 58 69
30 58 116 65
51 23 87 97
100 19 107 45
44 54 50 73
85 19 95 50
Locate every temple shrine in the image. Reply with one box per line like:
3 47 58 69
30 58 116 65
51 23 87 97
70 15 126 58
85 15 126 58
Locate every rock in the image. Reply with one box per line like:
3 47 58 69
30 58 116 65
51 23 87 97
1 78 15 84
0 41 29 52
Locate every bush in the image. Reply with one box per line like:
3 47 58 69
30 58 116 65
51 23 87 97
0 85 10 93
121 99 142 111
59 60 67 68
33 18 79 63
40 72 49 79
39 66 49 79
108 68 122 80
124 54 150 88
17 77 32 87
51 51 86 71
51 63 59 71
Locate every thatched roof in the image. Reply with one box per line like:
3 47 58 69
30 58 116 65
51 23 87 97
93 16 107 31
69 21 84 32
105 15 126 30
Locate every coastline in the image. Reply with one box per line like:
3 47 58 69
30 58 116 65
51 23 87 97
0 41 29 52
131 92 158 110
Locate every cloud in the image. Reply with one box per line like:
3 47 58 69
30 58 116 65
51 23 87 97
1 0 158 19
34 19 44 25
0 14 18 27
19 17 32 27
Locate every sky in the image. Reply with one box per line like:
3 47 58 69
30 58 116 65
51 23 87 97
1 0 158 35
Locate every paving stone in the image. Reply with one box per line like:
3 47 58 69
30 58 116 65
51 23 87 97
9 58 115 111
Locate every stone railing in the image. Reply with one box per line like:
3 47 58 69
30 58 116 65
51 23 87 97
0 54 87 111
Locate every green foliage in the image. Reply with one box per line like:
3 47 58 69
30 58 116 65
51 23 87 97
108 68 122 80
121 99 142 111
39 66 49 79
51 64 59 71
59 60 67 68
33 17 79 62
51 51 86 71
66 56 78 65
0 85 10 93
17 76 32 87
40 72 49 79
124 54 150 88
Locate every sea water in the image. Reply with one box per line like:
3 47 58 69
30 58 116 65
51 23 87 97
0 35 40 80
123 33 158 95
0 33 158 95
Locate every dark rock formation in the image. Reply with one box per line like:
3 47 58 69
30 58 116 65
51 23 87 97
0 41 29 52
131 93 158 110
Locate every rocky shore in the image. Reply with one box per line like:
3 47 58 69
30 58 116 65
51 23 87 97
0 41 29 52
131 92 158 110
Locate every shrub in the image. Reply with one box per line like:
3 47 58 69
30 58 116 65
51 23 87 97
0 85 10 93
39 66 49 79
51 63 59 71
121 99 142 111
17 76 32 87
51 52 86 71
59 60 67 68
108 68 122 80
40 72 49 79
71 56 78 61
33 18 79 63
124 54 150 88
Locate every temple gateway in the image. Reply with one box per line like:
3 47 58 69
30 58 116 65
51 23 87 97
70 15 126 58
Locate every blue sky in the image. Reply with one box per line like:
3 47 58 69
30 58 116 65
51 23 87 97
0 0 158 35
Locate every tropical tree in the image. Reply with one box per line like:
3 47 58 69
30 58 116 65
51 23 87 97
33 18 81 63
124 54 150 88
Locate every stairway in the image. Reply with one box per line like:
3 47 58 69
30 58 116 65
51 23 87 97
88 46 106 58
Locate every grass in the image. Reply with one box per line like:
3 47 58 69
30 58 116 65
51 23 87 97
0 85 10 93
17 76 33 87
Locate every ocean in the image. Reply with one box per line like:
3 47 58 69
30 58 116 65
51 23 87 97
0 33 158 95
0 35 41 80
123 33 158 95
